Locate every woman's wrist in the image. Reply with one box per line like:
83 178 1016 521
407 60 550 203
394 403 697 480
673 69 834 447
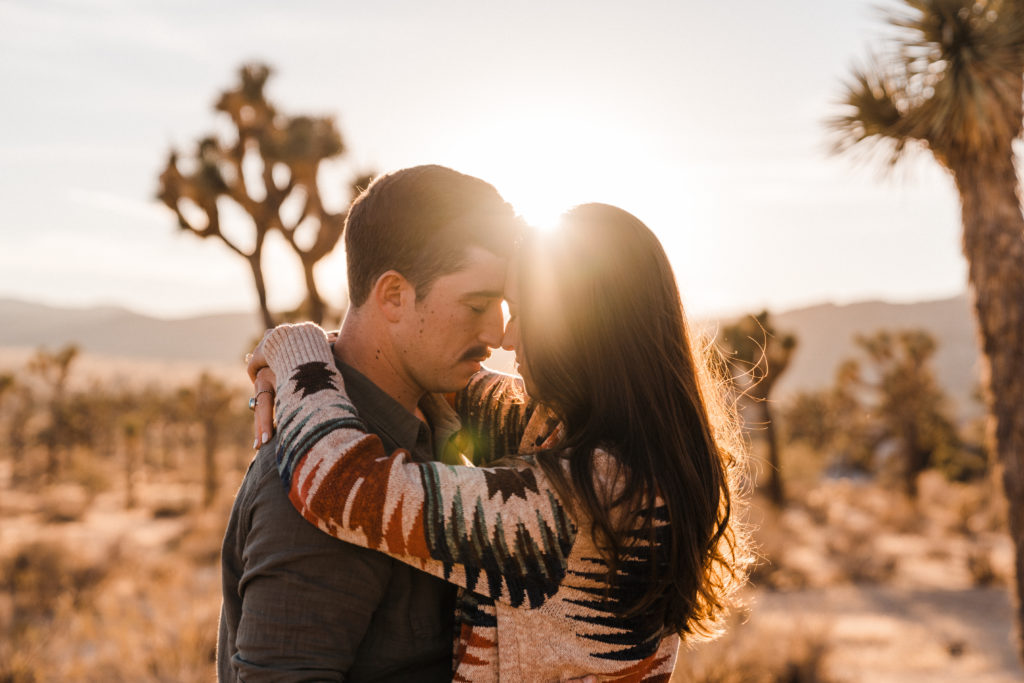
262 323 334 378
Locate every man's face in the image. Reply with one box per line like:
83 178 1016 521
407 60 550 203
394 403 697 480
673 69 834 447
393 246 508 393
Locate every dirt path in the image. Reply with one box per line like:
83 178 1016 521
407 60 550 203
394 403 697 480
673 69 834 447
754 585 1023 682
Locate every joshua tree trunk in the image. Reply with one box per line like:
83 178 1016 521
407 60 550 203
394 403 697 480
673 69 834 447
953 151 1024 661
761 401 785 507
8 407 29 486
247 253 274 329
203 421 218 508
123 426 139 509
45 437 59 484
301 261 326 325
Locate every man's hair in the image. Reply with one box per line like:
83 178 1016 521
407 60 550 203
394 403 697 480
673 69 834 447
344 165 519 307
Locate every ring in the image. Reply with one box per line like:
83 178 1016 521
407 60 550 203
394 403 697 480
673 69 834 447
247 389 274 411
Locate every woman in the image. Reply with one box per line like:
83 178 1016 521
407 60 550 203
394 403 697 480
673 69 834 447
252 204 748 681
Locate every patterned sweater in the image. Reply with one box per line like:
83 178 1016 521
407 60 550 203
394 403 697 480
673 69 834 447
263 324 679 682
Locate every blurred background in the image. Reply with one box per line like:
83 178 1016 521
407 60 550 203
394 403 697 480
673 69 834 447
2 1 1021 680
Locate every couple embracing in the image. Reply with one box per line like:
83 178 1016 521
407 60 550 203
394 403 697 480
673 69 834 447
218 165 749 682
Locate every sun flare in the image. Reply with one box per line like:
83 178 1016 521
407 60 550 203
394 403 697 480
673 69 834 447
440 108 646 235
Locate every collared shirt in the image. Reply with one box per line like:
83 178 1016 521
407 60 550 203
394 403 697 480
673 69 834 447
218 358 458 682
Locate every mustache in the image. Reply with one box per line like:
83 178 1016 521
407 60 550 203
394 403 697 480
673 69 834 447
460 346 490 362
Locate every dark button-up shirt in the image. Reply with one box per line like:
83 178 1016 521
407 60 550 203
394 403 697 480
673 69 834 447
218 360 459 682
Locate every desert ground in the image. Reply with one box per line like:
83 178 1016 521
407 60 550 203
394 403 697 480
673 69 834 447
1 355 1021 682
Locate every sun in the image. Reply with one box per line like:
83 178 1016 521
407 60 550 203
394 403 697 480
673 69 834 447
484 170 568 235
438 107 637 235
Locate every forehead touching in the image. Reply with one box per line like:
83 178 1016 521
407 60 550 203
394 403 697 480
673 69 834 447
427 246 508 300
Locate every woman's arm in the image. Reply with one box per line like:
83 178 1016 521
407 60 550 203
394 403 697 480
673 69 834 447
262 324 577 610
451 369 537 465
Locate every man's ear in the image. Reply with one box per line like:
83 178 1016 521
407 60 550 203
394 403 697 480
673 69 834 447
371 270 415 323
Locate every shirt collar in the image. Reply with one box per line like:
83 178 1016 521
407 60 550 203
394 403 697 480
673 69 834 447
336 360 461 459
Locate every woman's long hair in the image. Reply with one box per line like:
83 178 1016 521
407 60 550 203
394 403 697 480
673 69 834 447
517 204 749 639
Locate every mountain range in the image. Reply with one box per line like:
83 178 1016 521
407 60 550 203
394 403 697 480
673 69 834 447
0 294 982 417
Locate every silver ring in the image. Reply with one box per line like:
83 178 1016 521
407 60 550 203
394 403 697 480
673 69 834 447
247 389 274 411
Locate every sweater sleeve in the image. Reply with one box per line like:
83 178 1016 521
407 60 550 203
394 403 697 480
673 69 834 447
452 369 536 464
263 324 577 610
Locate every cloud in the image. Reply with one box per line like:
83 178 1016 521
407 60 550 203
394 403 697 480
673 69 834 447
66 187 166 223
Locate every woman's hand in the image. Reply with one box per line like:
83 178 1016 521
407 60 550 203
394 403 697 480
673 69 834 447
246 330 276 448
246 329 340 449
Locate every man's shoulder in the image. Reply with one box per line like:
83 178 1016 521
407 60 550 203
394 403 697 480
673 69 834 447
234 441 387 556
230 444 281 510
246 441 280 480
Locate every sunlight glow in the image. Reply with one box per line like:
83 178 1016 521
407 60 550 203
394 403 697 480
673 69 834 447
438 106 653 234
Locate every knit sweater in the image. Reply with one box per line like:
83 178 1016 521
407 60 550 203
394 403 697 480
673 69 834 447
263 324 679 683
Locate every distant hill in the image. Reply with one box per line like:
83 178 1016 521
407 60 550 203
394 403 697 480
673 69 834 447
0 294 983 417
0 298 261 364
759 295 982 419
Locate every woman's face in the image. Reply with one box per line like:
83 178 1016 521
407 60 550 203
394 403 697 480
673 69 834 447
500 259 537 395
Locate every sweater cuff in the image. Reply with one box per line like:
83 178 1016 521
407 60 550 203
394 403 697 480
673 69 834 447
262 323 335 377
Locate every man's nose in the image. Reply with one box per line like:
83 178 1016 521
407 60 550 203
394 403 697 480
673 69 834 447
479 308 505 348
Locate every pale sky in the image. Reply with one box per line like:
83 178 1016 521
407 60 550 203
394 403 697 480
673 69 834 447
1 0 968 321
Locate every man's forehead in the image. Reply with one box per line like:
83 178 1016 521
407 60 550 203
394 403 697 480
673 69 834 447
438 247 507 295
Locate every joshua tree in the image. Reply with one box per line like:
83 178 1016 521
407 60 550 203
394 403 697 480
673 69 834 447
190 373 235 508
157 63 373 327
830 0 1024 658
0 375 30 483
27 345 79 483
120 415 142 509
720 311 797 507
853 330 959 497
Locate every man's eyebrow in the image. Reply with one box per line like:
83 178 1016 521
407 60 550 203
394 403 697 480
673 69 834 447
462 290 504 298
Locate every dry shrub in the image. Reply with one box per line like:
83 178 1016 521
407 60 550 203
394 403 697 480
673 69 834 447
761 480 908 589
825 525 898 584
165 503 231 565
803 487 831 526
912 471 1001 536
966 546 999 587
151 500 193 519
872 493 922 535
65 451 113 499
773 442 829 499
56 565 220 682
40 484 90 524
0 536 220 681
675 611 839 683
0 541 114 682
748 505 809 591
0 541 111 629
0 663 39 683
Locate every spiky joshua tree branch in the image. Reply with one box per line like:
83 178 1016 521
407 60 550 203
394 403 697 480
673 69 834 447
157 63 372 327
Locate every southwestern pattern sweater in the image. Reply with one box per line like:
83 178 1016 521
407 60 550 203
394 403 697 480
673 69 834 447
263 324 678 682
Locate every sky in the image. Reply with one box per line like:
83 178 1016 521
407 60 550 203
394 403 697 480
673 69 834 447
1 0 969 321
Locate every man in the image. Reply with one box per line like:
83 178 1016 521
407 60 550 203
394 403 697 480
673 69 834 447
218 165 519 681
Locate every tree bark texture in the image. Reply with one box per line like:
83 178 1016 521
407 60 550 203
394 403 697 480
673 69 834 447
953 153 1024 662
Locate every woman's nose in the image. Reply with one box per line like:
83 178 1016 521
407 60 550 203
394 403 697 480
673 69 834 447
500 323 518 351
